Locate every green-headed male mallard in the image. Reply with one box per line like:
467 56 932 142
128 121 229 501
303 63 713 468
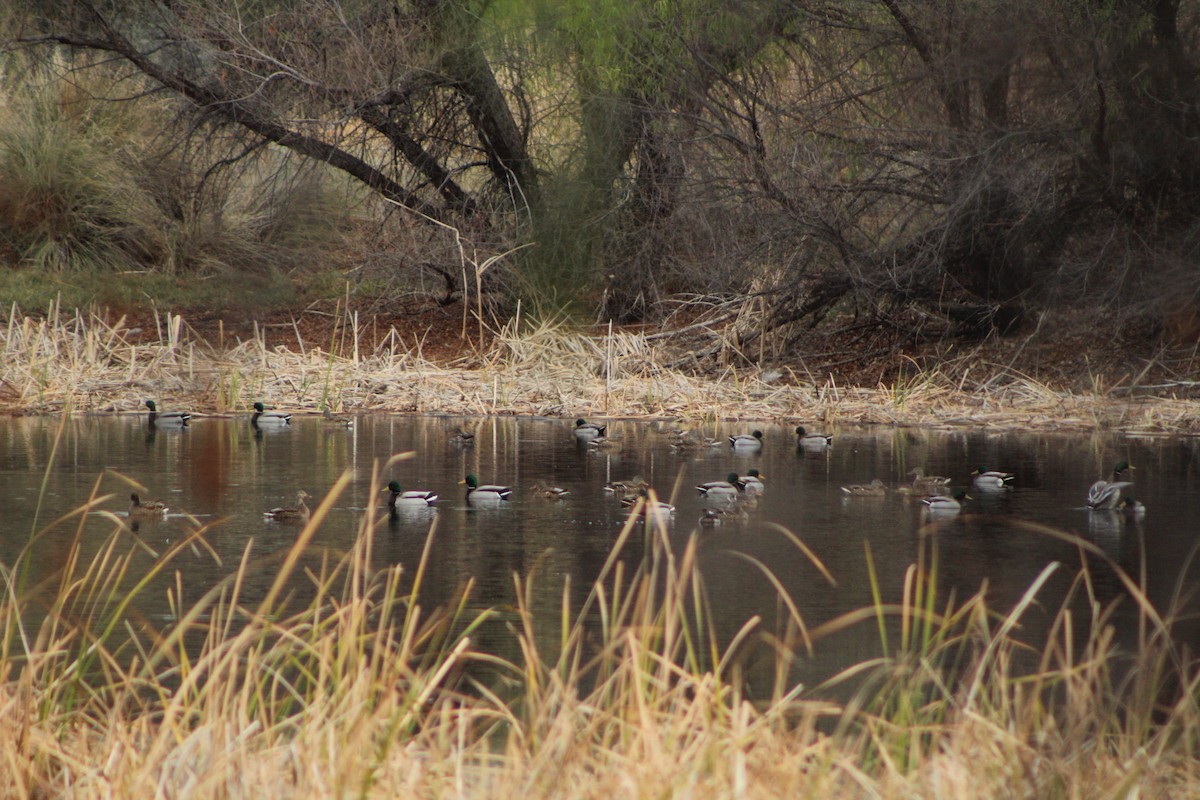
1120 496 1147 519
252 402 292 428
971 466 1015 490
737 469 766 494
1088 461 1133 509
696 472 743 500
922 488 969 514
129 492 168 518
841 478 887 497
384 481 438 509
462 474 512 504
729 430 764 450
264 490 311 523
145 400 191 428
574 418 607 441
795 426 833 449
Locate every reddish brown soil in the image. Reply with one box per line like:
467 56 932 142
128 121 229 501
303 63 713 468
109 298 1199 396
116 299 494 365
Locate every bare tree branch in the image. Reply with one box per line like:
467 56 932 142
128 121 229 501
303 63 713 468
24 21 447 223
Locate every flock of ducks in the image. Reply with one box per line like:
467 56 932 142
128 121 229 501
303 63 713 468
380 420 836 527
590 423 1141 525
145 399 324 431
132 403 1146 528
359 420 818 526
135 400 336 524
840 460 1144 518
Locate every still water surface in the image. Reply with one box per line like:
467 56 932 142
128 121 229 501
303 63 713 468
4 414 1200 687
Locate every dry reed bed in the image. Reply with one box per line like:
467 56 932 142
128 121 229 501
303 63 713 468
10 683 1190 798
3 473 1199 798
1 305 1197 433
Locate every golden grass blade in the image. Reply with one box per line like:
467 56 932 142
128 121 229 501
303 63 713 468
962 561 1061 709
730 551 814 656
257 471 351 615
761 522 837 587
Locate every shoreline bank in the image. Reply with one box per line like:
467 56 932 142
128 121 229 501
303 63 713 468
2 307 1196 433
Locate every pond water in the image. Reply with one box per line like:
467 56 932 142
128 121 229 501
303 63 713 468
4 413 1200 690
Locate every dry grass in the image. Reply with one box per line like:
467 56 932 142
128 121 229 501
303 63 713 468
2 453 1199 798
1 303 1197 433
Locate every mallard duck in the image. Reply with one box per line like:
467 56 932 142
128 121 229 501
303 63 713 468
1087 461 1133 509
696 473 744 500
729 430 764 449
670 430 724 450
252 402 292 428
531 481 570 500
451 427 476 445
129 492 168 517
264 490 311 523
737 469 766 494
383 481 438 509
795 426 833 449
584 434 619 449
621 489 675 520
145 400 190 428
698 504 750 527
841 478 887 497
905 467 952 497
604 476 649 495
573 418 607 441
971 466 1015 489
663 424 689 438
922 488 969 513
322 408 354 427
462 474 512 504
1120 496 1147 519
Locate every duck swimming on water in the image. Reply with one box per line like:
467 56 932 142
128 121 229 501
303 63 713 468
729 430 764 450
264 490 311 523
129 493 168 518
145 400 190 428
1088 461 1133 509
384 481 438 509
252 402 292 428
573 419 607 441
463 474 512 504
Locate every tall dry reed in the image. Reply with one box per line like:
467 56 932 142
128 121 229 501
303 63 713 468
3 303 1198 433
0 437 1198 797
